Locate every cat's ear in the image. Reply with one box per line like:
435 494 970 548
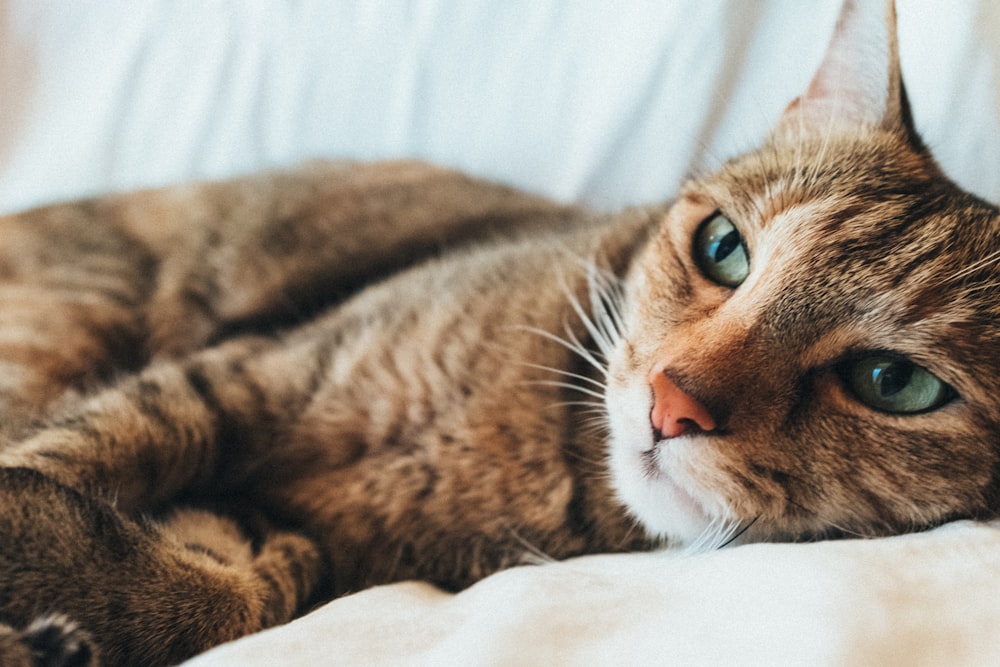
779 0 918 142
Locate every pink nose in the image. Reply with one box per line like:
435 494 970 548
648 366 716 439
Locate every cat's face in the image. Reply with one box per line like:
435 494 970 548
605 126 1000 547
603 0 1000 547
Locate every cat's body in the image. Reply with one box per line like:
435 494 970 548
0 160 656 665
2 1 1000 665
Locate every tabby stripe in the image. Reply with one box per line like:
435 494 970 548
182 353 280 489
182 364 245 488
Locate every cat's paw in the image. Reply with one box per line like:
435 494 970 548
162 507 256 566
253 530 324 627
162 508 324 628
0 615 96 667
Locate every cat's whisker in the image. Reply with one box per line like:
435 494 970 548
535 258 629 393
542 401 610 435
579 407 611 421
499 336 611 425
682 517 713 554
560 443 609 468
716 516 759 549
512 325 610 379
576 419 611 441
504 525 558 566
569 407 611 425
562 321 611 367
525 380 606 401
616 518 653 552
949 248 1000 284
554 258 628 361
687 513 761 553
583 264 629 354
518 362 607 391
563 292 615 362
819 521 880 540
678 515 744 555
960 281 1000 295
545 399 605 410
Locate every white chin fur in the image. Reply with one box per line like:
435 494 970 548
605 380 724 546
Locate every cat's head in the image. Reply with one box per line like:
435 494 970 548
605 0 1000 547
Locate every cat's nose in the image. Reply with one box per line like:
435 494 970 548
648 366 717 439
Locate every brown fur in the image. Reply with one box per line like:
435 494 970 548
1 1 999 664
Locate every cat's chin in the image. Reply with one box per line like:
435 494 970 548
609 439 718 545
605 383 727 547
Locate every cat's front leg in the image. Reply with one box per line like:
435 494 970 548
160 507 324 629
0 468 323 666
0 330 326 513
0 360 236 511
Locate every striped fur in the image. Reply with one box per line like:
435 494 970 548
2 1 1000 664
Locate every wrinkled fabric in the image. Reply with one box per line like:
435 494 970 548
186 522 1000 666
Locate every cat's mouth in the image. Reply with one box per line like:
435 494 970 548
604 380 722 543
640 447 660 478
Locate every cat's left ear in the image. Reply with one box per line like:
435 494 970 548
779 0 920 145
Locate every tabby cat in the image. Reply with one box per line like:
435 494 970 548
2 1 998 664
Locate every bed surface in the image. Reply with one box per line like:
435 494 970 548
186 521 1000 666
2 2 999 665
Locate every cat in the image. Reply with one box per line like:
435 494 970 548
2 0 999 664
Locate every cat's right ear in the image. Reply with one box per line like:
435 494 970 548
778 0 919 144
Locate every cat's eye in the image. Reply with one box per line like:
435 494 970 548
839 354 953 414
693 213 749 287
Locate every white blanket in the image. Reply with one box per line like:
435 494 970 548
187 521 1000 666
2 2 999 665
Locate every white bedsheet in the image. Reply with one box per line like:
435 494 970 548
2 2 999 665
187 521 1000 666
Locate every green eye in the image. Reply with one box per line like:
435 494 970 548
694 213 749 287
841 354 953 414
